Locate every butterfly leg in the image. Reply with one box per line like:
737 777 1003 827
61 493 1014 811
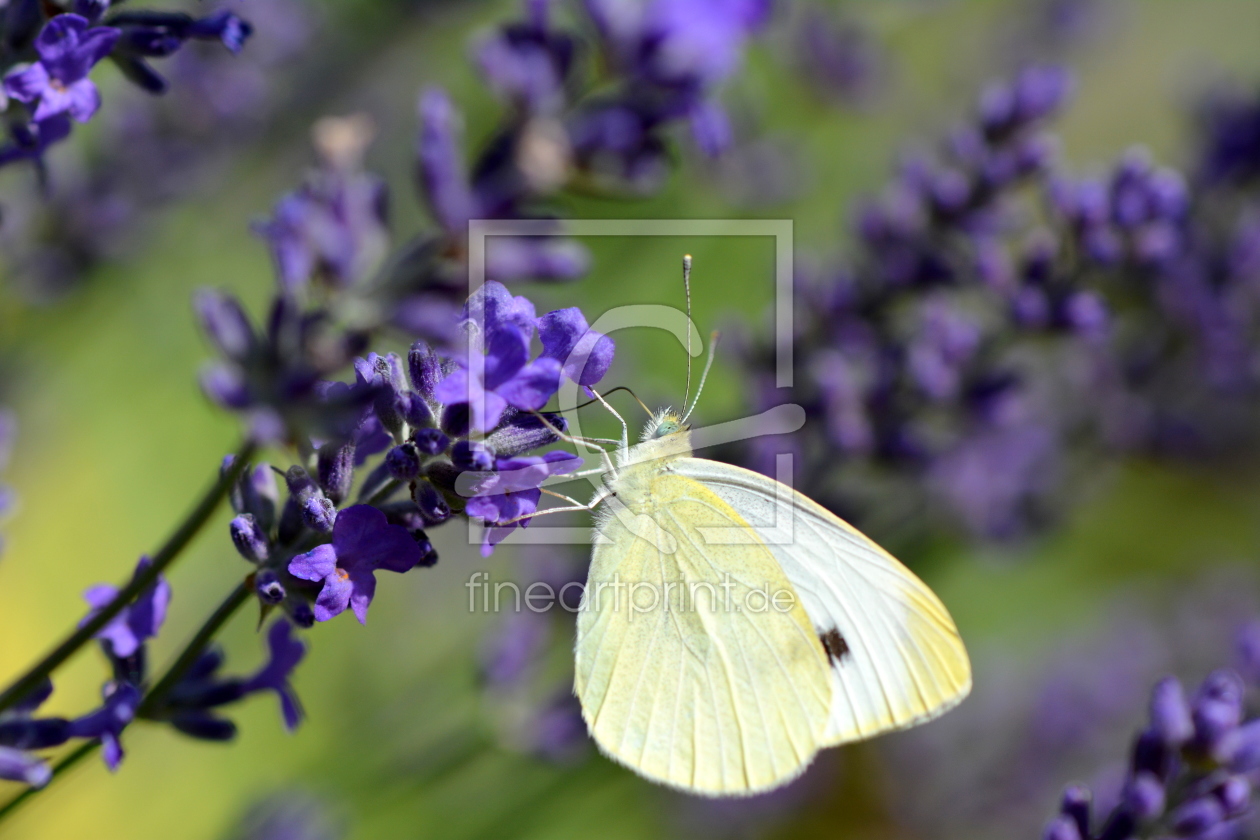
530 409 620 480
492 487 611 526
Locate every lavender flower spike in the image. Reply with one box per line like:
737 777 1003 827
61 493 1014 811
288 505 423 623
3 15 120 123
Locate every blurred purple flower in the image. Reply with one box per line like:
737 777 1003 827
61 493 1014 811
473 0 575 115
3 14 119 123
242 620 306 731
255 116 388 292
109 10 254 94
80 556 171 659
0 679 70 787
68 681 140 771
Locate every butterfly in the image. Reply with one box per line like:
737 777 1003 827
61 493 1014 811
521 257 971 796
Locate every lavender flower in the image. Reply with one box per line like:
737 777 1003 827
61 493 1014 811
435 321 561 434
147 620 306 739
254 115 388 292
108 9 253 94
1041 655 1260 840
734 65 1076 541
287 505 423 623
472 0 575 116
465 452 582 555
67 682 139 771
242 621 306 731
3 14 119 123
81 556 171 660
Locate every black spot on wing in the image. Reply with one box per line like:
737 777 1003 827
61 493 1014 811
820 628 850 664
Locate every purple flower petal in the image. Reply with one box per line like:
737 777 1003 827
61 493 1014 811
0 747 50 787
288 544 337 582
74 25 121 70
63 78 100 123
34 15 91 69
312 572 352 622
539 308 614 386
433 367 471 406
498 357 562 411
332 505 421 575
482 327 531 390
471 391 509 434
3 62 49 103
243 621 306 731
462 282 539 338
348 570 376 625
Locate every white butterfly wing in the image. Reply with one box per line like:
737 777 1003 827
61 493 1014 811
575 473 833 795
674 458 972 744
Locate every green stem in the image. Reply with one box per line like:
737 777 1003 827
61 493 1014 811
138 579 252 717
0 438 257 714
0 741 97 822
363 478 402 507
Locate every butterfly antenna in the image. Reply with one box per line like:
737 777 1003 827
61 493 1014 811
682 254 694 412
558 386 653 418
682 330 720 424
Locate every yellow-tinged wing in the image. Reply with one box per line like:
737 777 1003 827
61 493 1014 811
575 472 833 796
673 458 971 746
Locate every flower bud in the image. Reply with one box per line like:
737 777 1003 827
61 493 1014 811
255 569 286 605
484 412 565 458
1041 816 1080 840
1131 728 1173 782
1150 676 1194 746
1194 670 1245 748
402 392 432 429
302 496 336 533
317 441 356 505
1060 784 1091 838
1171 797 1223 837
452 440 494 472
1122 771 1164 821
194 289 254 361
408 341 444 403
416 538 438 568
386 444 422 481
413 480 452 527
412 427 450 456
1215 775 1250 816
229 514 269 563
287 600 315 629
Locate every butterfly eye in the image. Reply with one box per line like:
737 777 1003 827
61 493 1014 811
655 420 678 438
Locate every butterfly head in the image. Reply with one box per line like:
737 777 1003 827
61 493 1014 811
642 409 689 442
